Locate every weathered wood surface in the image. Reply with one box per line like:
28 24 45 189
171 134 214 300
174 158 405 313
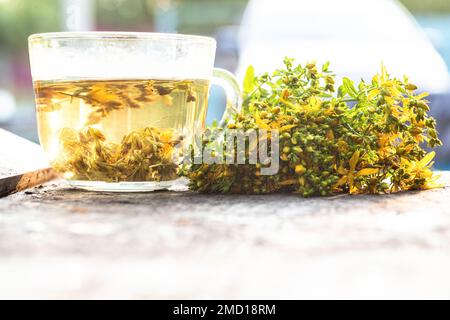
0 129 55 197
1 173 450 299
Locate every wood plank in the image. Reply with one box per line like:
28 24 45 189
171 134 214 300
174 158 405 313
0 129 56 197
0 174 449 298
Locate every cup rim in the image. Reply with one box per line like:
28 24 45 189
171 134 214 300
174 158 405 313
28 31 216 46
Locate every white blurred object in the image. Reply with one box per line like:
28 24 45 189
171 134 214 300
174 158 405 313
61 0 94 31
237 0 450 94
0 89 16 123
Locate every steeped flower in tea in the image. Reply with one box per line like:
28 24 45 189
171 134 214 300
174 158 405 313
34 78 209 183
53 126 181 182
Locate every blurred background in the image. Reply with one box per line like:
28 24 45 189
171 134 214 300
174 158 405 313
0 0 449 166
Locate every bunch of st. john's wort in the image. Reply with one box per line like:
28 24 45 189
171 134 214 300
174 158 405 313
187 58 442 197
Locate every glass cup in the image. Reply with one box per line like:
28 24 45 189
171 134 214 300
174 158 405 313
28 32 240 192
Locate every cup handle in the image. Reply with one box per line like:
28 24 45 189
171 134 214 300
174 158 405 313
212 68 242 126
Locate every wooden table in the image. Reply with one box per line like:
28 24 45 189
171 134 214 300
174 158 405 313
1 173 450 299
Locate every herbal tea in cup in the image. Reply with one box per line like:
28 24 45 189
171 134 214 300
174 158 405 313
29 32 240 191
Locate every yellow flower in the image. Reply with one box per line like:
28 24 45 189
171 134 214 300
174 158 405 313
335 150 380 193
401 151 441 190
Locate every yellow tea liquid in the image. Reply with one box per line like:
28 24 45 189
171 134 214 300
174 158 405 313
34 78 210 182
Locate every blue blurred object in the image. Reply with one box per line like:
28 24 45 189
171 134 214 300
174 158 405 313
206 84 226 126
416 15 450 71
415 15 450 167
427 92 450 168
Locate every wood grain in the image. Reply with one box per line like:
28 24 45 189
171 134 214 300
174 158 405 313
0 129 56 197
0 173 449 299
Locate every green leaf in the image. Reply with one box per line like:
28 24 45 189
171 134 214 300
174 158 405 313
283 57 294 69
343 77 358 98
243 65 256 94
358 80 366 91
337 85 347 98
322 61 330 72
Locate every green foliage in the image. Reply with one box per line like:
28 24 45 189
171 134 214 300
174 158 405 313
243 65 255 94
0 0 59 52
399 0 450 13
97 0 153 27
187 58 442 196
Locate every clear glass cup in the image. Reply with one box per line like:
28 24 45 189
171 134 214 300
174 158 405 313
28 32 240 192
